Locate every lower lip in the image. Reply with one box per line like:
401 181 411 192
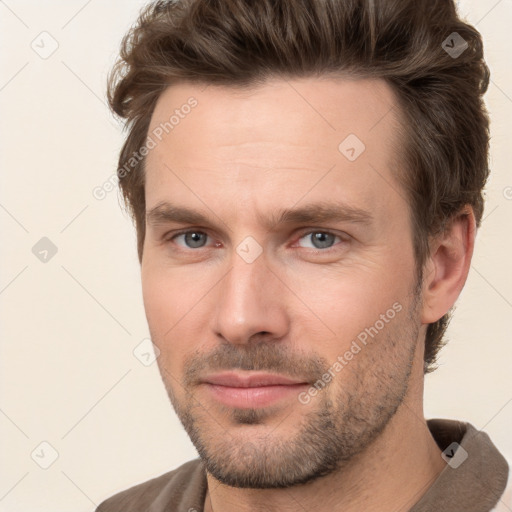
203 383 309 408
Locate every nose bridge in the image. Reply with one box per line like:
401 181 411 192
211 245 288 345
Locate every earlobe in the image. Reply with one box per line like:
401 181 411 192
420 206 476 324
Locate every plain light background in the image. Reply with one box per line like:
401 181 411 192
0 1 511 511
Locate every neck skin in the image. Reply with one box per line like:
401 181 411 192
203 336 445 512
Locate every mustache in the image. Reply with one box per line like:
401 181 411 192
182 342 331 387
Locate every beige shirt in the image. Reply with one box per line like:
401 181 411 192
96 419 509 512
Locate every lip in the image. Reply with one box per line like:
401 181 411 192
201 372 309 409
203 371 307 387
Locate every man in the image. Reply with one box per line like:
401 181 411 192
97 0 510 510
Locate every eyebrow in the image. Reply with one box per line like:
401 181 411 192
146 201 374 232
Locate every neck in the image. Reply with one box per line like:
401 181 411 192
203 347 445 512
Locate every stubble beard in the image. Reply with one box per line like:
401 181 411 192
156 289 421 489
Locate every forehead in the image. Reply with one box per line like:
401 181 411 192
144 76 407 226
147 75 401 150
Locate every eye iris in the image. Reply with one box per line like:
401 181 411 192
311 232 335 249
180 232 336 249
185 232 206 248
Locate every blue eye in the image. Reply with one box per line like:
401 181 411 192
297 231 341 250
166 229 345 252
171 230 209 249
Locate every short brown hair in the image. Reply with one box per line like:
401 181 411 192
107 0 490 374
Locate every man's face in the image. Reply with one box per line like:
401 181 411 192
141 77 424 488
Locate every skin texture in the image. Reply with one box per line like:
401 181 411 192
141 77 475 512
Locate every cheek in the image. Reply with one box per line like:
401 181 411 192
288 260 412 354
141 266 193 369
142 257 197 325
142 267 171 333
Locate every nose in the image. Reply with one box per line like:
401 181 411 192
211 248 290 346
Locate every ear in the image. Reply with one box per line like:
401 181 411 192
421 206 477 324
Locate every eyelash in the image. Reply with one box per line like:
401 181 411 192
165 229 347 252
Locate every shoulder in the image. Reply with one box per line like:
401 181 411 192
95 458 206 512
491 467 512 511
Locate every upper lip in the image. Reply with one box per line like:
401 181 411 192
202 372 307 388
